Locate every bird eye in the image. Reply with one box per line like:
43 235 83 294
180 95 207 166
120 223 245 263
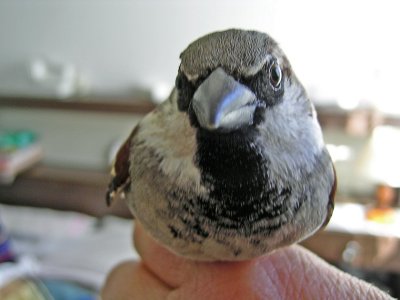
269 61 282 89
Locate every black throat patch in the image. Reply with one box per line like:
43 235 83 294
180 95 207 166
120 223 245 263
193 128 292 234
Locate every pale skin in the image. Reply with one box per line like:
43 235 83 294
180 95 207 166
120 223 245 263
101 222 392 300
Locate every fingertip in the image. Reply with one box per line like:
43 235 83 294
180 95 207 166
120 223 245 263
101 260 171 300
133 221 195 288
101 261 138 300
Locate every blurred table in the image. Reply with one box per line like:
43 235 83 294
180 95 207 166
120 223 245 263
301 203 400 273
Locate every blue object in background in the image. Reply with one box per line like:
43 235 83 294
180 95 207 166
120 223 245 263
0 216 16 263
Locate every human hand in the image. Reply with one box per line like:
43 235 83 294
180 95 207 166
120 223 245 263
101 222 392 299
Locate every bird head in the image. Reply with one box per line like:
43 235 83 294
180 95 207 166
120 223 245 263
175 29 307 135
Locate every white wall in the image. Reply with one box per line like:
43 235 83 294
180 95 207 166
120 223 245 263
1 0 399 110
0 0 278 97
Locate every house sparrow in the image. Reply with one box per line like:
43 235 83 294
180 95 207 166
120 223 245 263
107 29 336 261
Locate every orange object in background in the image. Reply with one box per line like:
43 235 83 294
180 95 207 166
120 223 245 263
366 184 397 223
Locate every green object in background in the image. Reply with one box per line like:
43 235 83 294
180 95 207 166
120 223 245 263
0 130 38 151
41 279 96 300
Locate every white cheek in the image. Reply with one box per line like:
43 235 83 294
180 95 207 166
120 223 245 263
137 93 205 191
256 80 325 177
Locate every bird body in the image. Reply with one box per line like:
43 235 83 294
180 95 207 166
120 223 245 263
108 29 336 261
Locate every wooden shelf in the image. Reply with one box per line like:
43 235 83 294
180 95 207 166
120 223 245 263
0 165 132 218
2 97 400 131
316 105 400 134
0 96 156 114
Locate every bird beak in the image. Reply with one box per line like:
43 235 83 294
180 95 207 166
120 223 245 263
192 67 258 132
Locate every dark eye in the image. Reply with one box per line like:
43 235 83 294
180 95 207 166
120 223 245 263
269 61 282 89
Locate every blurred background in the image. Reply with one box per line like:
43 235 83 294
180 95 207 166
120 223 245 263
0 0 399 298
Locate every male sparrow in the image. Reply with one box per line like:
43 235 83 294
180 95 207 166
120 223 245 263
107 29 336 261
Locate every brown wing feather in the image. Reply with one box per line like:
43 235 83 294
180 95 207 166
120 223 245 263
106 126 139 206
320 164 337 229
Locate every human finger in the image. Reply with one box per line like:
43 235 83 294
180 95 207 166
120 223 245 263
101 260 171 300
